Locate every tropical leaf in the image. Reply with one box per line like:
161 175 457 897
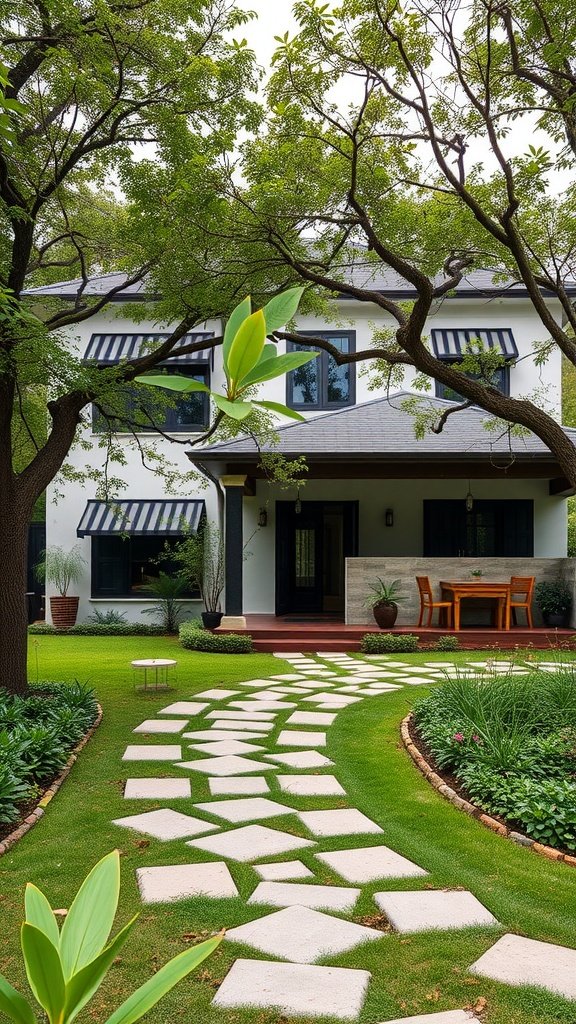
63 917 138 1024
254 400 306 421
223 295 251 362
24 884 60 948
262 286 305 332
213 394 254 420
239 350 319 390
21 924 66 1024
0 975 36 1024
59 851 120 980
104 933 223 1024
133 375 210 393
260 342 278 362
226 309 267 387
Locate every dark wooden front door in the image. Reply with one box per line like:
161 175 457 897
275 501 358 615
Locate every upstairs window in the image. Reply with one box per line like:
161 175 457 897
430 328 517 402
286 331 355 411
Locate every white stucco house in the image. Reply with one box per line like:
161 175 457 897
26 268 576 630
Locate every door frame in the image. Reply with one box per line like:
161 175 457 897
275 500 359 616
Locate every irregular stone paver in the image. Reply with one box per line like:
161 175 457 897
299 809 383 837
246 690 297 700
317 845 427 882
277 774 346 796
249 880 361 912
375 891 498 932
188 823 315 861
270 674 308 681
137 862 238 903
186 739 264 756
206 710 276 721
132 719 187 734
184 729 266 741
213 958 372 1019
268 685 313 694
317 702 352 710
112 808 219 840
293 680 335 690
302 693 361 705
277 730 327 748
192 689 241 699
209 777 270 795
209 719 274 732
225 907 381 963
230 700 297 712
365 683 403 691
265 750 335 768
194 796 293 823
122 745 181 761
123 778 191 799
286 711 337 726
402 677 440 686
177 755 279 776
157 702 207 715
470 932 576 1000
254 860 314 881
379 1013 480 1023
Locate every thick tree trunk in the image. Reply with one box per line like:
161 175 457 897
0 499 30 695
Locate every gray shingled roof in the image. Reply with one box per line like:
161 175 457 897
192 392 576 462
23 265 576 301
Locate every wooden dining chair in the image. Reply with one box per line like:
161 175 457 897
416 576 453 628
509 575 535 627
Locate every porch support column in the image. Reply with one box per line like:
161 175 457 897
220 474 246 627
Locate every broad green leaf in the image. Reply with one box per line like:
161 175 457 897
60 851 120 980
223 295 251 362
213 394 254 420
25 884 60 948
260 342 278 362
21 924 66 1024
239 350 319 390
134 375 210 393
63 917 138 1024
262 286 304 332
226 309 266 387
104 933 223 1024
254 400 306 421
0 975 36 1024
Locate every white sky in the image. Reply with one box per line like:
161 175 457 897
238 0 297 68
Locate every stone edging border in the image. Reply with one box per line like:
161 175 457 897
400 712 576 869
0 703 103 857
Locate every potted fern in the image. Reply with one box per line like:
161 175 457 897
36 546 85 629
365 577 405 629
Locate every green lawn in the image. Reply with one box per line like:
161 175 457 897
0 637 575 1024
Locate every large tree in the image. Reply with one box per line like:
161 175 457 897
220 0 576 481
0 0 260 694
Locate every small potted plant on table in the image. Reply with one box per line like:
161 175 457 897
36 546 85 629
535 579 573 627
365 577 405 629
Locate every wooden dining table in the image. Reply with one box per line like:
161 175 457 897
440 580 512 631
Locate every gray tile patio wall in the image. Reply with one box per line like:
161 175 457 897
345 557 576 626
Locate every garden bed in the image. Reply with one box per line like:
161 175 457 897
0 682 100 845
410 667 576 856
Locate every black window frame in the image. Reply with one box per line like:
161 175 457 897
434 362 510 401
92 364 211 434
91 534 201 598
423 499 534 558
286 331 356 411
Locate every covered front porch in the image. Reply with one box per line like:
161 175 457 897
190 393 576 636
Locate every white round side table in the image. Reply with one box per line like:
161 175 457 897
131 658 177 692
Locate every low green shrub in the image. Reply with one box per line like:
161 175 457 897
0 762 35 823
29 622 165 636
361 632 419 653
430 635 460 652
179 623 253 653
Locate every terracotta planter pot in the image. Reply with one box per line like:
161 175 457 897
50 596 79 630
372 601 398 629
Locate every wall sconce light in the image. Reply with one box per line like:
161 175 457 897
258 507 268 528
465 481 474 512
295 488 302 515
385 507 394 527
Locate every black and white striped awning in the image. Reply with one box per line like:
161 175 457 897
430 328 518 360
77 500 205 537
84 333 214 366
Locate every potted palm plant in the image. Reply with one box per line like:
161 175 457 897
173 521 224 629
365 577 405 629
36 546 85 628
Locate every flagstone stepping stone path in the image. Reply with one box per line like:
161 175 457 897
115 652 576 1020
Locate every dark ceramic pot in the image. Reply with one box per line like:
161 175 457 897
201 611 224 630
372 601 398 629
544 612 570 628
